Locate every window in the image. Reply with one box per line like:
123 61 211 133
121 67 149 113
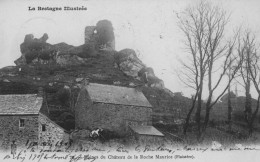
42 124 46 132
19 119 25 128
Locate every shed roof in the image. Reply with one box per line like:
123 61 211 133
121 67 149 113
85 83 152 107
129 125 164 136
0 94 43 115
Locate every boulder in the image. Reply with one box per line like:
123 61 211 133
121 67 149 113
56 54 87 66
146 74 164 89
137 67 164 89
75 78 84 82
113 81 121 85
3 79 10 82
129 82 136 87
138 67 155 77
114 49 145 77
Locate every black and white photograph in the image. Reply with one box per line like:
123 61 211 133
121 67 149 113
0 0 260 161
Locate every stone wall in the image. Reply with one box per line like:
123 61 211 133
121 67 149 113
85 26 96 48
0 115 38 148
38 113 69 145
75 89 152 136
75 88 92 129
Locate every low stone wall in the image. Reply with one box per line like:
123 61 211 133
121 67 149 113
86 103 152 136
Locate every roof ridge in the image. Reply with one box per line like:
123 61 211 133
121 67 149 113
0 94 43 115
0 94 37 96
86 83 152 107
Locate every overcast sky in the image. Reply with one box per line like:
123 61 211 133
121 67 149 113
1 0 260 99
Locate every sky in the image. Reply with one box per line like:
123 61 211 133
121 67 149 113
1 0 260 99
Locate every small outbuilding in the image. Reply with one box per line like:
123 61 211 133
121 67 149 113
129 125 165 145
75 83 153 136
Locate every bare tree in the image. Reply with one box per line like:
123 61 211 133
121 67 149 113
238 32 253 126
203 35 242 131
178 1 210 138
227 62 234 130
178 1 242 138
182 92 198 135
239 31 260 135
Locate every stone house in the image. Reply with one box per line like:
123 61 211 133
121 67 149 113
75 83 153 136
129 125 165 145
0 94 69 148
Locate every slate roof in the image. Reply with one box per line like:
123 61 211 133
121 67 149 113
85 83 152 107
0 94 43 115
129 125 164 136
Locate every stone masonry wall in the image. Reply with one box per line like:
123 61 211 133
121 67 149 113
75 89 152 136
0 115 38 148
75 88 92 129
38 114 69 145
88 103 152 136
85 26 96 46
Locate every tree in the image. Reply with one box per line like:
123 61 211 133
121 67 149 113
178 1 242 139
227 64 233 130
239 30 260 135
203 34 241 132
238 32 253 125
183 93 198 135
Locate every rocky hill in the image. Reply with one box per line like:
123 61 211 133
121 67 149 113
0 20 191 131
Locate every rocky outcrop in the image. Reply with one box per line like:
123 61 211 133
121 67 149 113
52 42 74 53
138 67 165 89
114 49 145 77
56 54 87 66
54 44 98 66
114 50 164 89
148 76 164 89
15 20 115 67
15 33 53 65
15 34 99 67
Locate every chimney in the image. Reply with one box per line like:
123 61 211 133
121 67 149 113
37 87 44 97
